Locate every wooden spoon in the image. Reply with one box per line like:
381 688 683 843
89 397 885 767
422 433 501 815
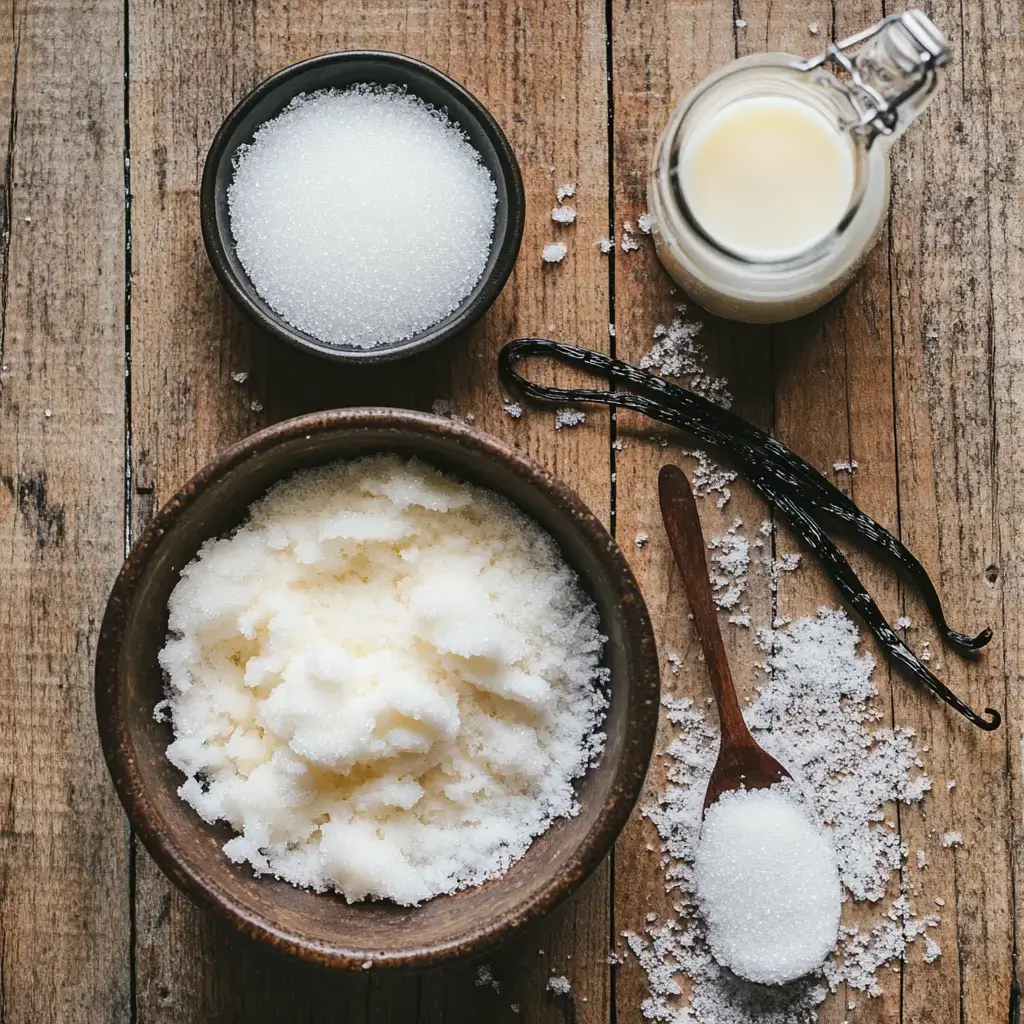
658 463 791 812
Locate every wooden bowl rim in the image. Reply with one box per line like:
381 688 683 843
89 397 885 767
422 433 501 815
95 408 660 970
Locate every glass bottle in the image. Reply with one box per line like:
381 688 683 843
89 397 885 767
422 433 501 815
648 10 950 323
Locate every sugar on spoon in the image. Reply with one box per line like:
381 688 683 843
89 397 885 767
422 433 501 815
658 463 790 811
659 463 842 986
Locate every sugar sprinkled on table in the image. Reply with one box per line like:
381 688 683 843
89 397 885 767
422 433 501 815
546 975 572 996
542 242 568 263
622 609 949 1021
475 965 500 992
228 85 497 349
554 407 586 429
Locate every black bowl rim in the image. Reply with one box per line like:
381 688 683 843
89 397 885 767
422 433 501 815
95 409 661 970
200 51 527 364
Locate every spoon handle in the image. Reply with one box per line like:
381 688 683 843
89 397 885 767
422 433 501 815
658 464 753 750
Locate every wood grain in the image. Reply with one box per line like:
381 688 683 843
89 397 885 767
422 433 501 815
126 0 612 1020
0 0 1018 1021
608 2 777 1019
0 1 130 1022
888 2 1017 1020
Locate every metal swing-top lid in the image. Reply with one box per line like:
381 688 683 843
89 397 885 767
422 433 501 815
800 9 951 142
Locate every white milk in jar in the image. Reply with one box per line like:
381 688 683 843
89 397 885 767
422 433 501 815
648 10 950 323
680 96 855 262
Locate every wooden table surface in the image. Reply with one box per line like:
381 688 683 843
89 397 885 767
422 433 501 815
1 0 1021 1021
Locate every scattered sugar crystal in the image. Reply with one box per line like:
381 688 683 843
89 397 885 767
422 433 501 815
249 398 263 412
556 182 576 201
638 211 655 234
833 460 858 474
707 531 749 610
546 975 572 996
597 236 615 253
510 1004 520 1014
947 779 956 790
431 398 452 417
895 616 912 630
916 850 928 869
626 610 941 1022
612 440 625 451
153 699 171 723
609 323 616 337
362 960 373 970
44 408 52 418
551 205 577 224
729 608 751 628
476 965 500 992
920 642 931 662
735 18 747 27
542 242 568 263
636 532 650 549
695 785 842 984
622 235 641 252
666 652 682 675
941 832 963 848
159 456 607 906
923 937 942 963
554 408 586 429
683 450 736 508
503 401 524 419
809 21 820 34
935 897 945 906
640 310 731 408
228 86 497 349
231 371 249 384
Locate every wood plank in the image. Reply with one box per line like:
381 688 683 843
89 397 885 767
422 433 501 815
127 0 612 1020
0 1 130 1022
760 5 907 1024
434 0 614 1018
982 0 1024 1009
608 1 776 1019
889 2 1017 1021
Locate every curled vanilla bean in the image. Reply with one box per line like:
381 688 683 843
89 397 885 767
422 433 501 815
499 338 999 731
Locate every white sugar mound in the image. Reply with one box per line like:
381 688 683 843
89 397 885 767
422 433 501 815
694 785 842 985
158 456 607 906
228 86 497 349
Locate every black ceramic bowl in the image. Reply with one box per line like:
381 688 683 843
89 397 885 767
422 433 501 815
200 52 525 364
96 410 661 970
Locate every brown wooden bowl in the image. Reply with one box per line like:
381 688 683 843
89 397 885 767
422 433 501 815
95 408 660 971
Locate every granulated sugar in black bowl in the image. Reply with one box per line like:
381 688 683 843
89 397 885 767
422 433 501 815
201 53 525 364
